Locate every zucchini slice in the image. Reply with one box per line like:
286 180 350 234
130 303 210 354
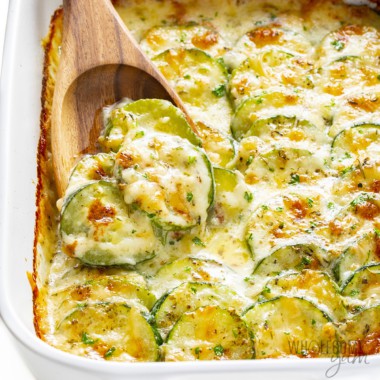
56 303 160 361
241 147 327 187
52 274 157 317
317 25 380 67
100 99 201 152
66 153 115 195
153 282 248 337
316 56 379 96
116 132 214 231
258 270 346 320
153 48 232 134
229 51 314 107
152 257 232 296
328 193 380 247
333 232 380 284
243 115 327 147
227 26 312 69
253 244 324 277
60 181 156 266
331 123 380 179
243 296 337 358
341 305 380 355
231 90 303 140
140 25 227 58
329 91 380 138
163 305 254 361
196 122 236 167
211 168 251 222
342 264 380 306
246 192 328 264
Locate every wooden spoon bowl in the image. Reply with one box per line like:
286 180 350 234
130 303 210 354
52 0 191 197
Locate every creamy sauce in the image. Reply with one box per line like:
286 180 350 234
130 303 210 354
39 0 380 361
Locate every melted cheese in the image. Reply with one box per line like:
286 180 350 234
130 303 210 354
37 0 380 361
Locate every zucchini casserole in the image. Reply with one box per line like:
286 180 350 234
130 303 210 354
34 0 380 361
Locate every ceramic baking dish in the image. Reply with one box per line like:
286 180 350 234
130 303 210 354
1 0 380 379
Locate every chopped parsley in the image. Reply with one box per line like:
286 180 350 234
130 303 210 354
301 256 312 266
262 286 271 294
134 130 145 139
340 166 353 176
104 347 116 358
244 191 253 203
327 202 335 210
186 192 194 202
307 198 314 208
350 193 370 207
331 39 345 51
213 344 224 356
192 237 205 247
81 332 96 345
289 173 300 185
212 84 226 98
246 155 254 165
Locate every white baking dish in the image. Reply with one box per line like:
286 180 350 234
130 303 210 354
0 1 379 379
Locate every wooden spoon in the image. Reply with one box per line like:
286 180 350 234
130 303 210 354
51 0 192 197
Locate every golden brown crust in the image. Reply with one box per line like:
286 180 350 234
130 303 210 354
33 8 63 340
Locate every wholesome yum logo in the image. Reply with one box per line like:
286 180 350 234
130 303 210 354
287 339 370 378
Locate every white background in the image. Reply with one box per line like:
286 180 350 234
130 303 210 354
0 0 36 378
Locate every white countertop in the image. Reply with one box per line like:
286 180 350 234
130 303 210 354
0 1 36 378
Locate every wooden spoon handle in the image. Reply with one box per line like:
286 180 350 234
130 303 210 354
60 0 189 122
61 0 141 85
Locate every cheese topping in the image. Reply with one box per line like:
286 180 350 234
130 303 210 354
38 0 380 362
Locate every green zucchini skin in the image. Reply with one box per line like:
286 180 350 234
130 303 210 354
246 191 329 266
231 90 304 140
241 147 326 187
341 264 380 310
67 153 116 195
257 270 346 320
51 274 157 317
228 26 312 70
341 304 380 355
152 257 233 296
316 55 379 97
332 232 379 285
115 132 215 232
101 99 201 152
243 296 337 358
56 302 161 361
152 281 248 337
229 50 314 107
244 115 325 144
163 305 254 361
253 244 324 277
60 181 156 266
153 48 232 135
